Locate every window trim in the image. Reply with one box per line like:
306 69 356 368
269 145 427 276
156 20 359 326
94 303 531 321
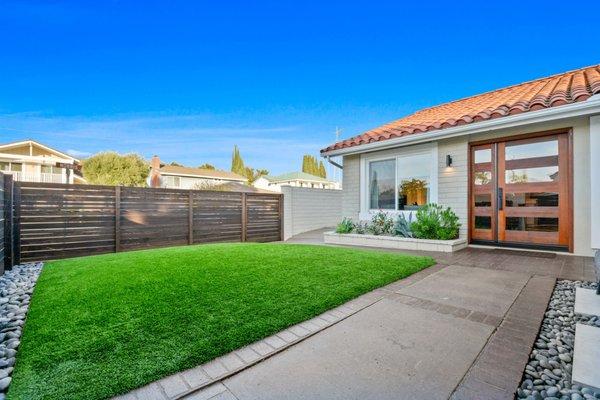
359 142 438 220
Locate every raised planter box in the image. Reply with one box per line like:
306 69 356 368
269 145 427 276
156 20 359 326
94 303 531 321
324 231 468 253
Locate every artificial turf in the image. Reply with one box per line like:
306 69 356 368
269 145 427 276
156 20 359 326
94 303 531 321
7 243 435 400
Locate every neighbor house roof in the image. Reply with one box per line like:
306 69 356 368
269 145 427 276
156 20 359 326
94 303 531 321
159 165 247 182
0 139 80 162
322 64 600 153
265 172 332 184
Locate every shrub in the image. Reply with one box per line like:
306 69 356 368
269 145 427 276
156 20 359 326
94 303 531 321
354 221 368 234
411 203 460 240
335 218 355 234
367 211 394 236
394 213 414 238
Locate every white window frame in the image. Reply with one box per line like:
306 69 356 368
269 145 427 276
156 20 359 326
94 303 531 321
359 142 438 221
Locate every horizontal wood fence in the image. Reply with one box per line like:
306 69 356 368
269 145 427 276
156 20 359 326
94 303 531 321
10 182 283 263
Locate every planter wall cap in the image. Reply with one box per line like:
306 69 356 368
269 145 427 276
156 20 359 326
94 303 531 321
324 231 467 253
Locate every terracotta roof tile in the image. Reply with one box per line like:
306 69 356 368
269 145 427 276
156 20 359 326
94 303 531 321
322 64 600 153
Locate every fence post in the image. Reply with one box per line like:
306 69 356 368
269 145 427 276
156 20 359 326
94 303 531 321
278 194 284 241
115 186 121 252
241 192 247 242
188 191 194 245
12 183 20 266
3 175 14 269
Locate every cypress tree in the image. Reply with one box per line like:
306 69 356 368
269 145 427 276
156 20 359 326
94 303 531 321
231 145 245 175
318 160 327 178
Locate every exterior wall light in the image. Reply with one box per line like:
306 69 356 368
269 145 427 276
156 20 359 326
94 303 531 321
446 154 453 167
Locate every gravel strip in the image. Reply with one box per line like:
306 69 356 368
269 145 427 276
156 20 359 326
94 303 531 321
517 280 600 400
0 263 43 399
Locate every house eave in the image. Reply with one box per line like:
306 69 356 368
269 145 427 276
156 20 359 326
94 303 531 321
320 96 600 157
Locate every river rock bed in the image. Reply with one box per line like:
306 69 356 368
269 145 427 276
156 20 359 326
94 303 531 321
517 280 599 400
0 262 43 399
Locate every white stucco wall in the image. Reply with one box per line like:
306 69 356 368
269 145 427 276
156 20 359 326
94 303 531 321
282 186 343 240
338 116 594 255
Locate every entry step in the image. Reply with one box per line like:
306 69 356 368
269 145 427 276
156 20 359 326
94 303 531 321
574 287 600 317
573 323 600 391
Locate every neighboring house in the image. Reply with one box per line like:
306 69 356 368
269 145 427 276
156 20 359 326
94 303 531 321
253 172 340 192
0 139 85 184
149 156 247 189
321 64 600 256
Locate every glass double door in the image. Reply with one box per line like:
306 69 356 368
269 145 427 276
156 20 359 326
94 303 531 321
470 132 571 251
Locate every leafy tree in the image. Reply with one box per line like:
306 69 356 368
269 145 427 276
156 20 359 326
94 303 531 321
244 167 269 184
82 152 149 186
230 146 268 183
169 161 184 167
198 163 216 170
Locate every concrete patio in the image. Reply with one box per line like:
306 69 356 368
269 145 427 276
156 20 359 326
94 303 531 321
165 230 595 400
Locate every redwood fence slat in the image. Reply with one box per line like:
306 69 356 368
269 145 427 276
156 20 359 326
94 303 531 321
12 182 282 262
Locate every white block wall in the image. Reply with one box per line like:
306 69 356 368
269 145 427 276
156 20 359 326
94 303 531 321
282 186 342 240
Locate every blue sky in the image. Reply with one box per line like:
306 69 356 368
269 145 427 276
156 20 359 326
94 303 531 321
1 1 599 177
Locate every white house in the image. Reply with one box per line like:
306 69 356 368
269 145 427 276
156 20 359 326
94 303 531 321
321 64 600 256
0 140 85 184
253 172 340 192
149 156 248 189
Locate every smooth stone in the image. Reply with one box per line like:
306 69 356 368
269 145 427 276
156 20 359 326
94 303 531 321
548 387 560 396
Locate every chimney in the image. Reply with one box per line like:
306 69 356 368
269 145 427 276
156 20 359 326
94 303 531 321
150 155 161 188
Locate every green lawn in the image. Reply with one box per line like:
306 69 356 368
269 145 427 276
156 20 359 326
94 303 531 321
8 243 434 400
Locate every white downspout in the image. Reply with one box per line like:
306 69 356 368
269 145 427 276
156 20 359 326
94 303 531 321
590 115 600 288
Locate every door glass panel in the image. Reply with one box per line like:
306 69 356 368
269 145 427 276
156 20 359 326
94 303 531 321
505 192 558 207
475 194 492 207
369 159 396 209
474 149 491 163
505 166 558 183
505 139 558 160
473 171 492 185
505 217 558 232
475 216 491 229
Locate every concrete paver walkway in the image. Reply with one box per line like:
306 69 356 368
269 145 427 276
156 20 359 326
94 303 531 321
197 264 527 400
120 229 595 400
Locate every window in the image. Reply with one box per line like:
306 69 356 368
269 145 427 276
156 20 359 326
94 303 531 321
367 151 433 211
397 153 430 210
163 175 181 187
0 162 22 172
41 165 64 174
10 163 22 172
369 159 395 209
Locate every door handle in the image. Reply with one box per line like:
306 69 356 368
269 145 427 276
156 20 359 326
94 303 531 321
497 187 503 211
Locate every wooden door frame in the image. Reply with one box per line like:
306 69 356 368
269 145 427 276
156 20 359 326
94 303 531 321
467 128 574 252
